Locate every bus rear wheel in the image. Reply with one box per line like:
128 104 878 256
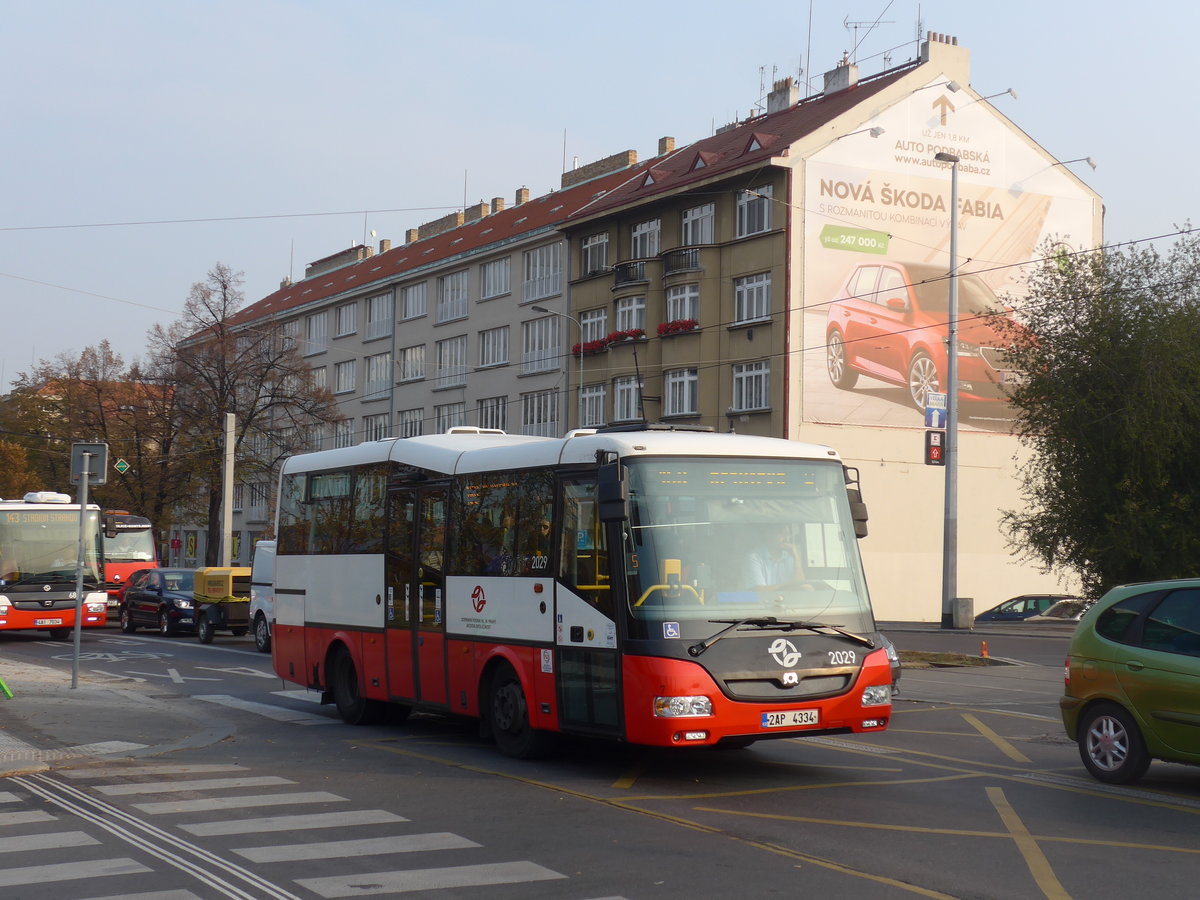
488 662 554 759
331 647 384 726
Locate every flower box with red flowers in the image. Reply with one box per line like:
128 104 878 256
657 318 699 337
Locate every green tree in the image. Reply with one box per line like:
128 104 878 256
1000 232 1200 596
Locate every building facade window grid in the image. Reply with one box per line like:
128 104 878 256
615 296 646 332
736 185 773 237
581 232 609 275
522 317 559 374
334 418 355 448
581 384 606 427
631 219 661 258
478 326 509 368
613 375 642 422
364 352 391 400
580 308 608 343
480 258 511 299
682 203 715 245
397 344 425 382
523 244 562 301
435 402 466 432
521 390 558 437
435 335 468 388
734 272 772 324
396 408 423 438
664 368 699 416
437 271 469 322
732 360 770 411
334 303 357 337
401 282 428 320
304 311 328 355
477 396 508 430
363 412 391 442
666 283 700 322
280 319 299 352
365 293 394 340
334 359 356 394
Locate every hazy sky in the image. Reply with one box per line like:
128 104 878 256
0 1 1183 390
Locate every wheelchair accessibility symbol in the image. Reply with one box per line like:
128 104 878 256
663 621 681 639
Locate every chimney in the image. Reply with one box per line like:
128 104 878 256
280 276 294 289
767 77 799 114
823 53 859 95
491 196 505 213
464 200 490 223
515 186 530 205
379 239 391 254
405 228 418 244
561 150 638 188
658 136 675 155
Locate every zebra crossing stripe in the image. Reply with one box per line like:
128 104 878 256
181 809 407 836
295 861 567 897
236 832 480 863
0 857 150 888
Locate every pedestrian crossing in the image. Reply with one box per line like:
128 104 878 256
0 762 621 899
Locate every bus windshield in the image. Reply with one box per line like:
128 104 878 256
103 525 156 563
0 509 104 585
621 457 874 635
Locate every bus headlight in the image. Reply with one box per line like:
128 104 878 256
0 595 8 614
654 696 713 718
861 685 892 707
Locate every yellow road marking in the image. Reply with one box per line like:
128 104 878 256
962 712 1032 763
987 786 1072 899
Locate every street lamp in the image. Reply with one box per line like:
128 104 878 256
531 304 584 429
934 150 960 629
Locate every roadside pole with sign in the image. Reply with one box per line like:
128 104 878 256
69 442 108 689
924 392 947 467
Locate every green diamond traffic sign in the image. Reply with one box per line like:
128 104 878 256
114 458 130 475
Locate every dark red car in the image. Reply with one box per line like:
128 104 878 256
825 261 1023 410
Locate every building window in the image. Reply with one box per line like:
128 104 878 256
435 335 468 388
335 418 355 448
397 344 425 382
581 384 606 427
613 375 642 422
364 352 391 400
437 271 469 322
304 311 328 355
734 272 772 324
311 367 327 390
582 232 609 275
732 360 770 411
365 293 394 340
435 402 465 432
521 390 558 437
682 203 715 245
334 359 356 394
233 483 244 511
736 185 773 237
478 326 509 368
401 282 427 320
397 408 423 438
523 243 562 301
280 319 299 352
664 368 698 416
363 412 391 442
480 258 511 300
631 219 661 258
477 396 507 430
615 296 645 332
666 283 699 322
580 308 608 343
334 303 357 337
522 316 559 374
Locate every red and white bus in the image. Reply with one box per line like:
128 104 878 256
101 510 159 609
0 492 109 637
271 426 895 757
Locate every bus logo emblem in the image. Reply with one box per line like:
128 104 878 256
768 638 802 668
781 671 799 685
471 585 486 613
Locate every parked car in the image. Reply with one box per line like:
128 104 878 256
119 568 198 636
1025 598 1092 623
1061 578 1200 783
825 261 1024 410
249 540 275 653
975 593 1081 623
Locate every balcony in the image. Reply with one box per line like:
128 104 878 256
612 260 648 287
662 247 701 275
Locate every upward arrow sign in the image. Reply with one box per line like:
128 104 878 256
932 95 956 126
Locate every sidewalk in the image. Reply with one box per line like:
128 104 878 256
0 659 232 778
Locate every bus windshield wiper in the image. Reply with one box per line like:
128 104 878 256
688 617 875 657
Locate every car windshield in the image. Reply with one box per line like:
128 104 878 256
904 265 999 318
618 457 874 638
163 572 194 592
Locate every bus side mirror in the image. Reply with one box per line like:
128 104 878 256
597 461 629 522
103 517 119 539
844 466 869 539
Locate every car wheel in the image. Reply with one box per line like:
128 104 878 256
907 351 939 410
253 614 271 653
827 330 858 389
119 607 137 633
330 646 384 725
197 615 215 644
488 662 555 759
1078 702 1151 784
159 610 175 637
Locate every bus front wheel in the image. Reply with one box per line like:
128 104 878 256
488 662 554 759
330 647 384 726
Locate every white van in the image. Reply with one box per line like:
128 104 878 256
249 540 276 653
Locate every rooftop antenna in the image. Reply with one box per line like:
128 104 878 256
805 0 814 96
844 13 894 63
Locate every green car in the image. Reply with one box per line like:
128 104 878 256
1061 579 1200 783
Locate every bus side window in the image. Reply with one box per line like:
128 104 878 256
560 480 612 620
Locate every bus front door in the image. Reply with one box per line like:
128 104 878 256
385 487 449 707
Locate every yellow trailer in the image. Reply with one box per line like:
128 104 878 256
194 566 251 643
